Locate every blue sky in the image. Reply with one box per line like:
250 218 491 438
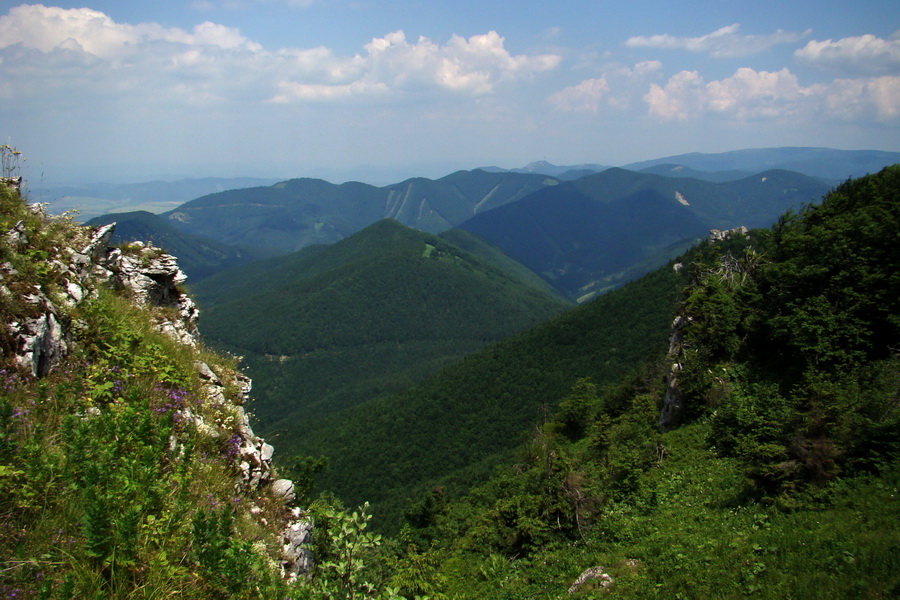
1 0 898 184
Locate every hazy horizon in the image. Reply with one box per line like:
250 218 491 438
2 1 898 187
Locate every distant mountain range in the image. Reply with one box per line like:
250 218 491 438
457 168 829 300
621 147 900 182
482 147 900 183
479 160 610 179
160 170 559 254
83 147 896 299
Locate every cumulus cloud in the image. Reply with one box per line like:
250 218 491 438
644 70 706 119
271 29 561 101
274 30 560 100
0 5 560 107
625 23 810 58
548 60 661 113
548 77 610 112
644 66 900 123
0 4 261 58
795 33 900 75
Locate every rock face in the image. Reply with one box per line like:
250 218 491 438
4 218 310 580
659 315 690 429
660 226 749 428
5 220 202 376
12 311 67 377
708 225 748 243
282 507 315 582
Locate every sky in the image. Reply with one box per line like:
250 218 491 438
0 0 898 184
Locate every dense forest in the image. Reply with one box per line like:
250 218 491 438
1 159 898 599
192 219 571 430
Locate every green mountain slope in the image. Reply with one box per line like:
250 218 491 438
437 227 566 301
85 210 276 281
287 259 687 525
193 219 572 431
458 167 829 300
382 166 900 600
161 171 558 254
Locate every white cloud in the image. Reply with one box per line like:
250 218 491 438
272 80 389 102
0 4 261 59
644 70 705 119
0 5 560 107
625 23 810 58
548 77 610 112
273 30 561 101
705 67 807 118
822 76 900 121
644 67 900 123
548 60 661 113
795 33 900 75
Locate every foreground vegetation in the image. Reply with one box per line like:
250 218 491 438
368 166 899 598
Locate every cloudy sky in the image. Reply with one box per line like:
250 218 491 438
1 0 898 184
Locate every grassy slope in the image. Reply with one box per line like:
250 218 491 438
0 184 294 599
438 421 899 599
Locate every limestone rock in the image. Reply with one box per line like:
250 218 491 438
708 225 748 243
15 312 67 377
282 508 314 582
659 315 691 429
568 566 613 594
5 220 27 250
271 479 296 504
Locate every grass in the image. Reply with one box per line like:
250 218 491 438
434 420 899 599
0 179 295 598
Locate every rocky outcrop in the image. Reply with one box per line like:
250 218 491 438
5 220 202 376
104 240 200 347
568 565 614 594
282 508 315 582
708 225 748 243
3 216 309 580
659 314 690 429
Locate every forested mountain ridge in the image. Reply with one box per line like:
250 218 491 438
193 219 572 431
457 167 829 300
161 170 559 254
285 252 688 525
